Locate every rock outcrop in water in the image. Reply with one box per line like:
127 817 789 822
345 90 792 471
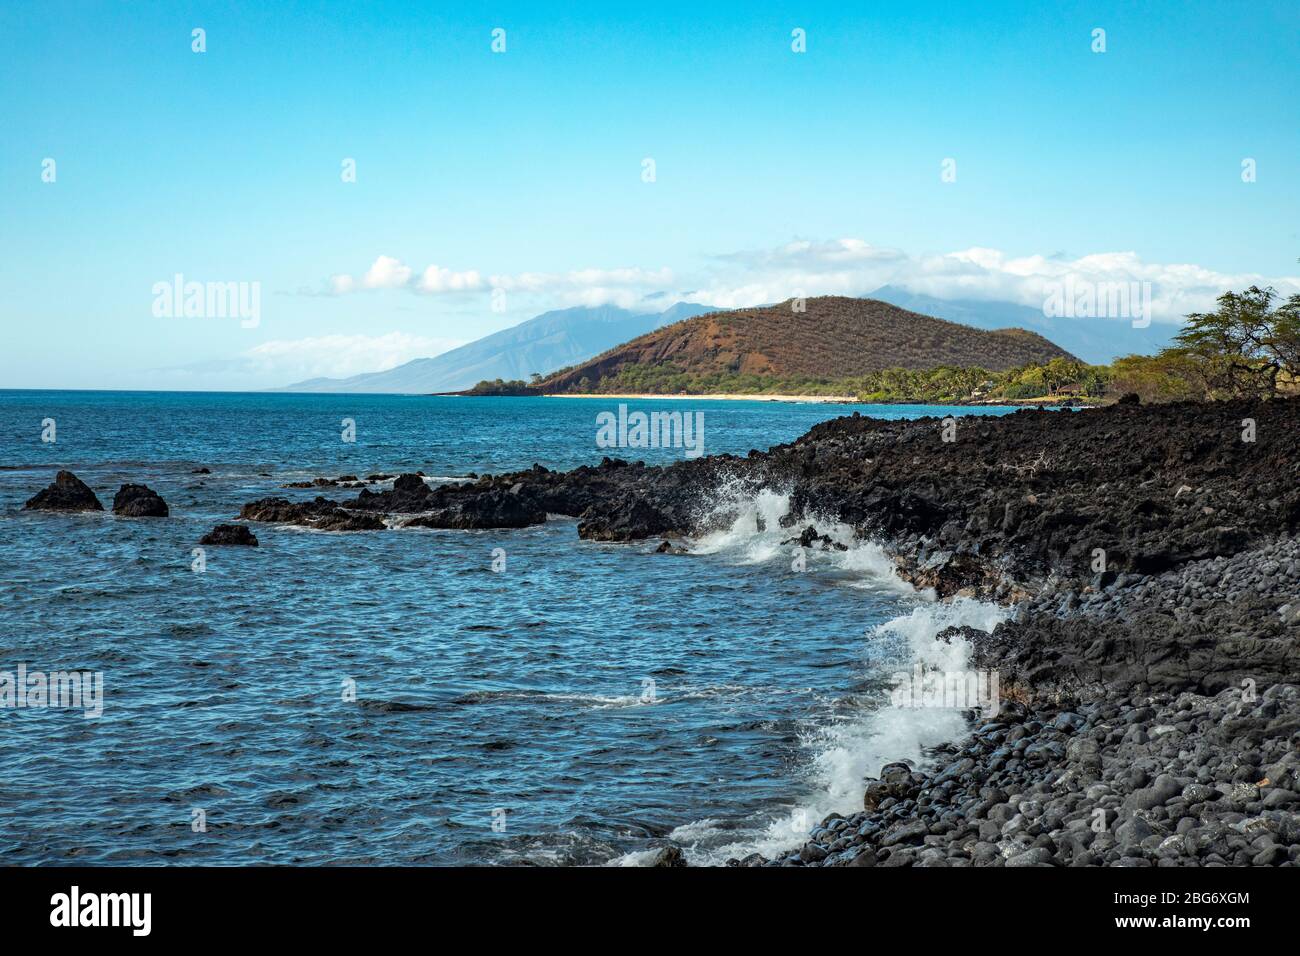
237 461 708 534
24 470 104 512
199 524 259 546
238 496 385 532
24 473 166 517
282 473 396 489
112 483 169 517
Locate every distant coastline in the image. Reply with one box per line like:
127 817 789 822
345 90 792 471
540 392 1106 407
441 389 1105 407
545 392 859 404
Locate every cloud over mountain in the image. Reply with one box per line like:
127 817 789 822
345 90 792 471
318 243 1300 324
694 240 1300 322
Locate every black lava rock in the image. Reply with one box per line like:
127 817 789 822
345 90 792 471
24 471 103 512
199 524 258 546
112 483 169 517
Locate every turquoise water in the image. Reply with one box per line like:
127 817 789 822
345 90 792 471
0 391 1017 865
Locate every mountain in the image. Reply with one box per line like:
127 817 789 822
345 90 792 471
280 301 717 394
538 296 1079 392
867 286 1177 364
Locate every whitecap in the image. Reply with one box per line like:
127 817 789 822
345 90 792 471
616 584 1011 866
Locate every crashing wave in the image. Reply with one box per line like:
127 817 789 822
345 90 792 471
615 485 1009 866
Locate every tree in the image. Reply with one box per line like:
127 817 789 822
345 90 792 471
1041 357 1085 393
1107 353 1203 403
1079 365 1111 397
1165 286 1300 398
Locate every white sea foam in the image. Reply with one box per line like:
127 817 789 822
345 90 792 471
612 847 667 867
873 597 1010 673
665 598 1008 866
687 487 796 563
684 486 915 595
615 486 1009 866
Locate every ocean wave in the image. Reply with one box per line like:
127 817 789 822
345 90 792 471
684 484 918 596
612 488 1009 866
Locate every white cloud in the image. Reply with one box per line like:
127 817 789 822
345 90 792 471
486 266 673 293
318 244 1300 322
362 255 414 289
717 238 908 269
487 267 674 309
695 241 1300 323
417 264 484 293
323 258 675 309
325 256 490 296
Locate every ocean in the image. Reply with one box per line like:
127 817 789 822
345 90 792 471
0 391 1016 865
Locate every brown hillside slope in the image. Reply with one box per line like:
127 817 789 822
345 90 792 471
538 296 1079 391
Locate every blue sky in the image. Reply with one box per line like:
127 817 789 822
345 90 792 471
2 0 1297 389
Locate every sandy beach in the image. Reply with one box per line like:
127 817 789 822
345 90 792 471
543 392 861 404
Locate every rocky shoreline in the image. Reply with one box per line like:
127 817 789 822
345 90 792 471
22 397 1299 866
743 532 1300 868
